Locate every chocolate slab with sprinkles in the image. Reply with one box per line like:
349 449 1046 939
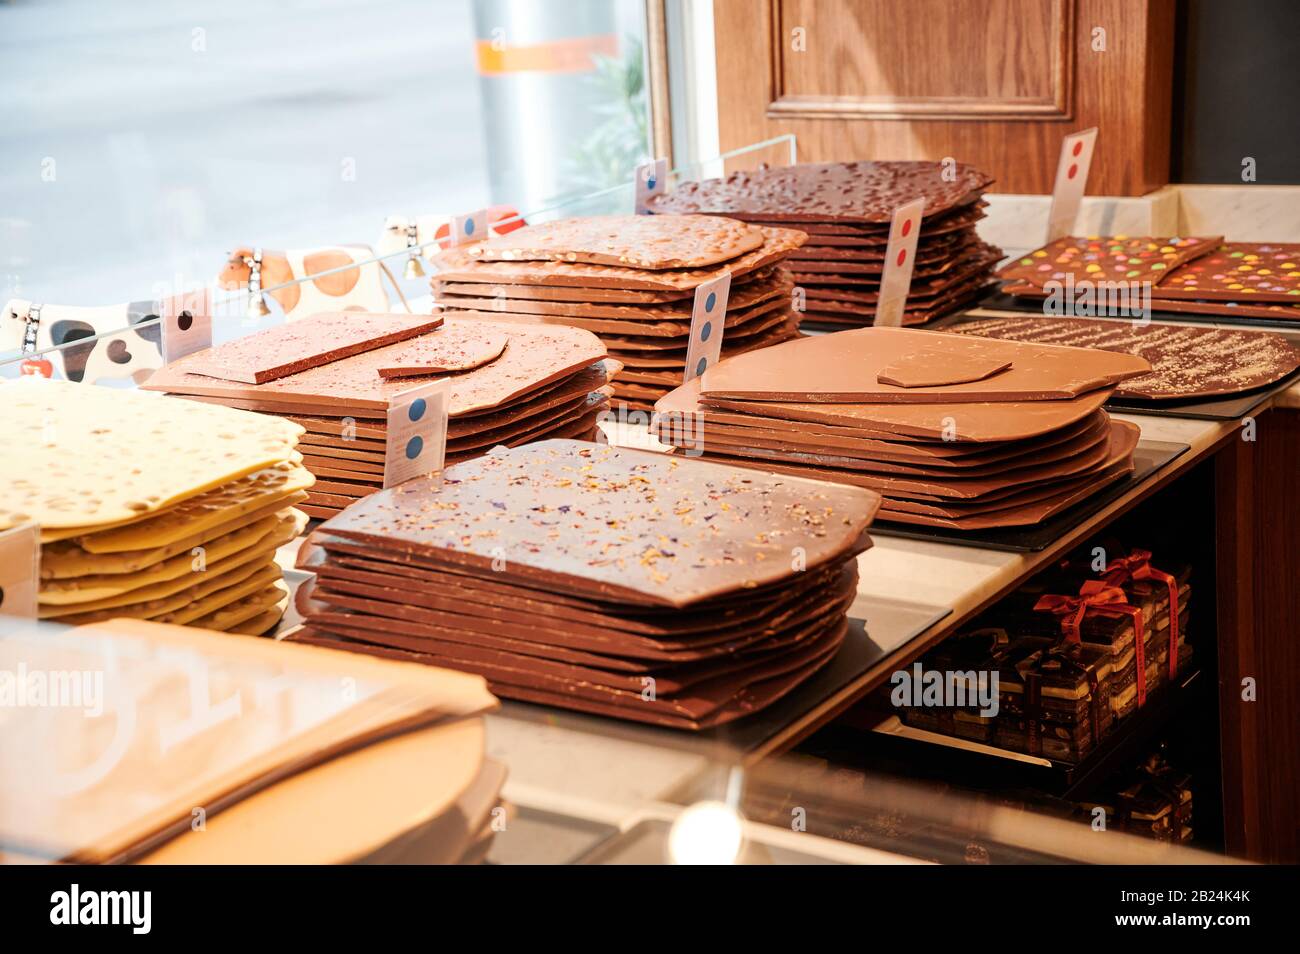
178 312 444 384
145 318 617 514
312 440 879 607
952 315 1300 400
303 529 861 618
293 440 878 729
145 317 605 415
376 327 508 378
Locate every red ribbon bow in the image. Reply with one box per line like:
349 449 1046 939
1103 549 1180 679
1035 580 1148 706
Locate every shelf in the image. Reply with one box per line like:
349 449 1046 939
863 666 1204 798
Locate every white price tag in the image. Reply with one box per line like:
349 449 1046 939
451 209 491 247
0 522 40 619
683 272 731 383
634 158 668 214
159 286 213 363
1045 128 1098 243
383 381 448 489
874 198 926 328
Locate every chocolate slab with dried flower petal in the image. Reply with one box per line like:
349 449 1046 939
314 439 880 607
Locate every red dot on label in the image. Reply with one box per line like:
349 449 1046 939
1067 163 1078 180
896 249 907 266
901 219 912 237
1072 140 1083 157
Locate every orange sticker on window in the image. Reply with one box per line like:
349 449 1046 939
475 34 619 75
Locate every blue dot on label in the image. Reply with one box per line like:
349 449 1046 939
696 357 708 377
705 292 717 312
647 176 656 189
464 218 475 236
408 398 426 422
405 436 424 460
700 321 712 342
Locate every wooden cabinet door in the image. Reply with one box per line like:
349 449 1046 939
713 0 1174 195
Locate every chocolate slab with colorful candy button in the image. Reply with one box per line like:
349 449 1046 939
996 235 1221 287
1152 242 1300 302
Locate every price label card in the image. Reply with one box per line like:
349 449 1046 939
874 198 926 328
634 158 668 214
159 286 213 363
0 522 40 619
451 209 491 247
384 381 448 489
1045 128 1098 243
683 272 731 383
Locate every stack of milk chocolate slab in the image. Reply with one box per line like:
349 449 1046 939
652 327 1152 531
143 312 615 519
289 440 882 730
0 379 307 634
428 215 807 411
647 161 1001 328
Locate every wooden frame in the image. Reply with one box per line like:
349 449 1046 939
764 0 1076 121
644 0 675 161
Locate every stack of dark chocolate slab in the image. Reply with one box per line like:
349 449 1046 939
288 439 882 730
652 327 1153 531
647 161 1001 328
953 316 1300 401
144 312 615 520
429 215 807 411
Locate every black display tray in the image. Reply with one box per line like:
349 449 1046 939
1100 366 1300 420
866 667 1203 798
869 439 1191 552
